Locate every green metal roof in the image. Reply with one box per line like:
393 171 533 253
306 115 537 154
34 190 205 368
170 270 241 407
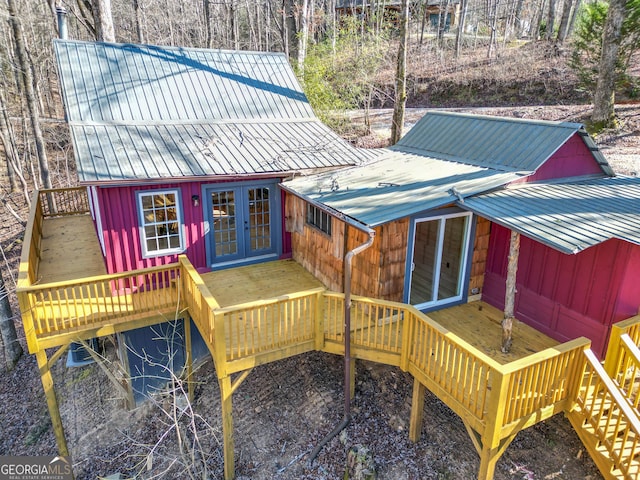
54 40 375 183
462 176 640 253
283 150 525 226
393 111 613 175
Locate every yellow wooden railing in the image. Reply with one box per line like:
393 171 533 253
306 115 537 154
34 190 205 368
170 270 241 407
17 187 639 480
571 348 640 479
19 264 182 352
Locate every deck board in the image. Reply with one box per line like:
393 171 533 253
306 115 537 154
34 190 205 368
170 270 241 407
38 215 107 284
201 259 324 307
429 301 559 364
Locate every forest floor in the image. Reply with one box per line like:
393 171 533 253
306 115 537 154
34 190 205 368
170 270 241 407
1 39 639 479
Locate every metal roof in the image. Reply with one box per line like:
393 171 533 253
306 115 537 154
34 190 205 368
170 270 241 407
54 40 313 122
462 176 640 254
54 40 373 182
393 111 613 175
283 151 525 226
72 120 380 182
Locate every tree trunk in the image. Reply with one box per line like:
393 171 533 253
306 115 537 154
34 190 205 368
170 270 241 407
133 0 145 44
592 0 628 128
297 0 309 73
514 0 526 37
0 270 22 370
566 0 582 40
455 0 468 58
556 0 574 42
502 231 520 353
390 0 409 145
7 0 52 190
545 0 558 40
92 0 116 42
487 0 498 58
532 0 547 40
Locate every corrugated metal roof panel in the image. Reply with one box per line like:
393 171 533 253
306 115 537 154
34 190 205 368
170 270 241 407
462 176 640 253
72 120 379 182
392 111 606 173
284 151 525 226
54 40 314 122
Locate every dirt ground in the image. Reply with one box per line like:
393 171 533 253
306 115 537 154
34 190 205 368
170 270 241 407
2 104 638 479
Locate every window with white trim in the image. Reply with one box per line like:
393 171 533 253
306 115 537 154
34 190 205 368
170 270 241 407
137 190 184 257
306 204 332 236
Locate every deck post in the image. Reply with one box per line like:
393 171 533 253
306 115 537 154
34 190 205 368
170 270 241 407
35 350 69 456
184 318 194 402
219 375 234 480
478 368 510 480
409 377 426 442
349 358 356 399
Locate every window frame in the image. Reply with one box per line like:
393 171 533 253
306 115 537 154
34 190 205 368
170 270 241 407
136 188 185 258
306 203 332 237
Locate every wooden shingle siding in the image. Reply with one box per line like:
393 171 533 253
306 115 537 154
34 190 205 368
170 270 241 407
469 216 491 296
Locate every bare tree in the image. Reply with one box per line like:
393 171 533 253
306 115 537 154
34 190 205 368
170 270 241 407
0 267 22 370
6 0 52 190
592 0 628 128
390 0 409 145
455 0 469 58
92 0 116 42
133 0 145 43
545 0 557 40
556 0 574 42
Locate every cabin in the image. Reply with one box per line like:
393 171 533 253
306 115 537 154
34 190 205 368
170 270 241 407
284 113 640 358
16 39 640 480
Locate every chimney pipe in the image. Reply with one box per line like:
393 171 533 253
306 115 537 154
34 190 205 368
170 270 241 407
56 6 68 40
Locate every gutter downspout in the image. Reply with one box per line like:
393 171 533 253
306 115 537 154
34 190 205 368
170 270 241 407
303 206 376 464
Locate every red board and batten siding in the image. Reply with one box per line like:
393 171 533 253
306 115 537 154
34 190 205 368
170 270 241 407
512 133 604 184
482 224 640 357
95 178 291 275
96 182 208 273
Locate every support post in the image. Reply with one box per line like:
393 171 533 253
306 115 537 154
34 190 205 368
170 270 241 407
35 350 69 456
409 377 426 442
349 357 356 399
219 375 234 480
502 231 520 353
184 318 194 402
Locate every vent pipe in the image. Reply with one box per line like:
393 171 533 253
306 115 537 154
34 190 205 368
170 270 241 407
56 6 68 40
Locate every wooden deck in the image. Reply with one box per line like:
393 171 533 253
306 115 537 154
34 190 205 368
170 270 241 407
430 301 559 364
37 215 107 284
202 259 324 307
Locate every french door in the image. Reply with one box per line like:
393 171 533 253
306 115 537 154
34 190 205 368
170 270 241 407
205 182 278 267
408 212 473 310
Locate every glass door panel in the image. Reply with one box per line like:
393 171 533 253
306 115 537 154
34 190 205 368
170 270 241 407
437 215 466 300
409 212 471 309
409 219 439 304
247 187 271 253
211 190 238 259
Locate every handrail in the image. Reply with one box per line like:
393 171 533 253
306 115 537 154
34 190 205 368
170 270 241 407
604 315 640 378
16 263 179 292
38 187 90 218
582 348 640 442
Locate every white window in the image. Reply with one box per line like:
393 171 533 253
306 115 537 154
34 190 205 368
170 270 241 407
137 189 184 257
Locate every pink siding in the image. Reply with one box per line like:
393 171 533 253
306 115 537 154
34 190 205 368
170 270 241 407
97 183 208 273
512 133 604 184
96 177 287 274
482 223 637 357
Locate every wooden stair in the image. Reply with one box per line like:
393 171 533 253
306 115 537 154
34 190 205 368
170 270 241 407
567 348 640 480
